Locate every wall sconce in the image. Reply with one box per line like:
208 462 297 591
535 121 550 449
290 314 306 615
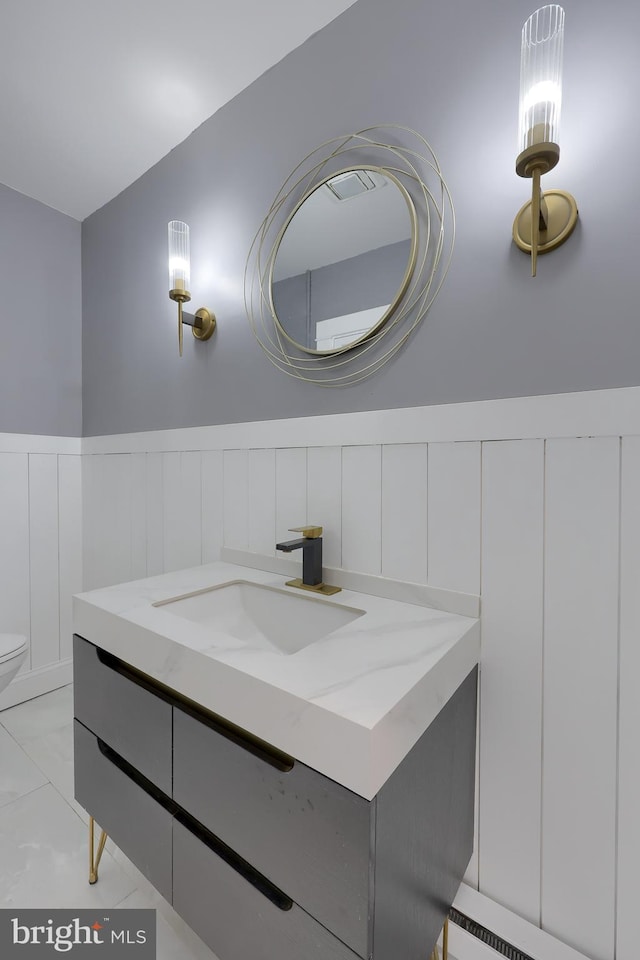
168 220 216 356
512 5 578 275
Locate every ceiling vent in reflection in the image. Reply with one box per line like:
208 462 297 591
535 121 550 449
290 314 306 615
324 169 385 201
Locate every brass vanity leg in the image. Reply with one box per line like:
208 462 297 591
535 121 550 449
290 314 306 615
88 816 108 884
429 918 449 960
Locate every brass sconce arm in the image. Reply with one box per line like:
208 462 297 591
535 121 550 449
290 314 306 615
530 165 544 277
513 146 577 277
517 150 556 278
169 296 216 358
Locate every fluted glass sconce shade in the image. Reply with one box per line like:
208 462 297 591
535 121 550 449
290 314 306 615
518 5 564 154
168 220 215 357
513 5 577 276
168 220 191 295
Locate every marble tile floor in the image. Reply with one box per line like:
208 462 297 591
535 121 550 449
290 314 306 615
0 684 219 960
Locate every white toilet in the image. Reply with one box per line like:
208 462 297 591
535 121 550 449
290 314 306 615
0 634 28 696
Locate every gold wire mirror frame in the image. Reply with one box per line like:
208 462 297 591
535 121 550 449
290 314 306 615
268 165 418 356
244 125 455 386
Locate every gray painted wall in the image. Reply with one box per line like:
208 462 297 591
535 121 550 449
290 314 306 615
0 183 82 436
82 0 640 436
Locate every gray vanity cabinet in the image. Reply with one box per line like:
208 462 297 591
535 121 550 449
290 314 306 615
73 636 172 794
73 634 477 960
74 720 173 902
173 706 371 957
173 819 359 960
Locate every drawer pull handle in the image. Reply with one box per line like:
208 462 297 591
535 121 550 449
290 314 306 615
86 638 294 774
177 703 294 773
94 646 173 705
176 810 293 912
93 732 291 911
96 735 177 816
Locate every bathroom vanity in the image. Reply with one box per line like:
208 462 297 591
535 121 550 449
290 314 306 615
72 559 479 960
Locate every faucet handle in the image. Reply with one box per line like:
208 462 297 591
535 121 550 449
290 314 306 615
289 525 322 539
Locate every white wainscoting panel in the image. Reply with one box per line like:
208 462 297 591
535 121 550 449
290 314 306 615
342 445 382 575
223 450 249 550
542 438 619 960
201 450 224 564
80 386 640 455
163 452 184 572
381 444 428 583
163 452 202 573
616 436 640 960
84 454 132 590
82 455 100 591
479 440 544 925
58 454 82 660
162 452 181 572
275 448 308 544
307 446 342 569
105 454 135 588
0 440 80 712
248 449 276 556
145 452 164 577
130 453 148 582
427 442 481 594
0 453 30 666
28 454 60 670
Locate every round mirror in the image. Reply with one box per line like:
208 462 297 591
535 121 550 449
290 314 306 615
269 167 417 354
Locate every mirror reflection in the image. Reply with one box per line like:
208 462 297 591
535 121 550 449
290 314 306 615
271 168 416 353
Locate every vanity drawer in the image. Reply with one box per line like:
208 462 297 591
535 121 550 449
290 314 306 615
73 720 173 902
173 705 372 959
73 635 172 795
173 817 360 960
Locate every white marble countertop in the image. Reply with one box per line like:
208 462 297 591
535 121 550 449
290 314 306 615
73 561 479 800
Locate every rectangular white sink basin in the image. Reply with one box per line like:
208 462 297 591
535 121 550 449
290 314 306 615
153 579 365 655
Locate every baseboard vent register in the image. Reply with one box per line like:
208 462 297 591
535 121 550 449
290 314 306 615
449 908 536 960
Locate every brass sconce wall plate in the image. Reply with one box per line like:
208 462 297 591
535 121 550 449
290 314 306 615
513 188 578 256
189 307 216 340
169 291 216 357
190 307 216 341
